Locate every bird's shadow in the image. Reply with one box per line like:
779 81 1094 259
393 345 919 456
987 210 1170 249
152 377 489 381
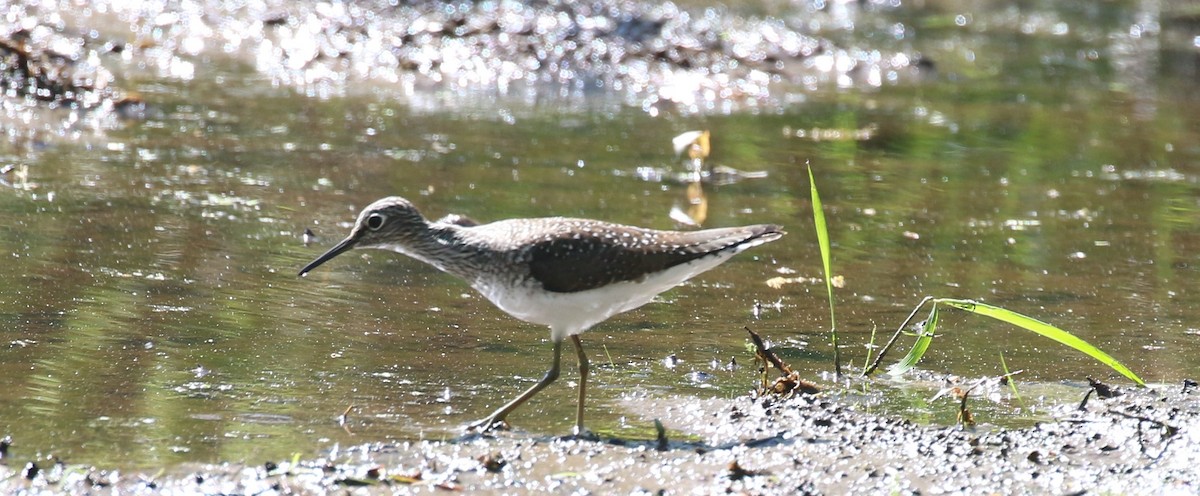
455 427 795 453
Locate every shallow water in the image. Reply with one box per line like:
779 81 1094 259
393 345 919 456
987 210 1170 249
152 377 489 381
1 0 1198 468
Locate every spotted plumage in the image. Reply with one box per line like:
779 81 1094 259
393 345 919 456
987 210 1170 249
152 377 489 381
522 222 779 293
300 196 784 436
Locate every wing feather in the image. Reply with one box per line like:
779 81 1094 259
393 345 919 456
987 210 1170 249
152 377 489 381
525 223 782 293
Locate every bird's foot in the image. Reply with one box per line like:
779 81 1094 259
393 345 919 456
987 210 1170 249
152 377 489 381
560 426 599 442
465 416 509 434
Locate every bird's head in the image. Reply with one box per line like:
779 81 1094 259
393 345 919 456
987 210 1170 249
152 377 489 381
298 196 428 276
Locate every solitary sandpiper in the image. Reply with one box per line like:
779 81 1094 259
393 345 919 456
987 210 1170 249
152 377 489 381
299 196 784 435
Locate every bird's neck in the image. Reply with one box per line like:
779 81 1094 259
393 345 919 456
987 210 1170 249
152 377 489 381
400 222 491 280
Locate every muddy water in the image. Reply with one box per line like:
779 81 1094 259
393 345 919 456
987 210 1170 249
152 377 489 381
1 2 1198 470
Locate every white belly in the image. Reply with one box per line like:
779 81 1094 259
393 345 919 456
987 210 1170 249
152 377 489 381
472 252 736 342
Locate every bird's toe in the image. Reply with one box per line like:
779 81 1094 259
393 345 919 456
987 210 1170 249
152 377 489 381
465 417 509 434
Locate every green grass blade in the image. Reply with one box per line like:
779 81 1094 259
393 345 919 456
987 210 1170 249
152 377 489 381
936 299 1146 386
808 164 840 375
861 324 877 375
887 303 939 376
863 296 934 376
999 352 1023 401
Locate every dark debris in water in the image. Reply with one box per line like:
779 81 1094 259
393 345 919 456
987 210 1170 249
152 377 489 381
725 460 764 481
3 382 1197 493
0 10 140 143
747 327 821 397
21 461 38 480
476 452 506 473
0 35 118 108
1087 376 1121 399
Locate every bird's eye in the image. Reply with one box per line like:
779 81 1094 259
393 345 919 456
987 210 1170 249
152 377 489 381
366 213 386 230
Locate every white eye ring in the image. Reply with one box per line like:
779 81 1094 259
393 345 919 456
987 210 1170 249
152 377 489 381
366 213 386 230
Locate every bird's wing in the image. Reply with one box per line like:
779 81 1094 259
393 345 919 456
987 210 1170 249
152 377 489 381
524 223 782 293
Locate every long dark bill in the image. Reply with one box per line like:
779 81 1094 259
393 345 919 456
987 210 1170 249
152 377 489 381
298 235 358 276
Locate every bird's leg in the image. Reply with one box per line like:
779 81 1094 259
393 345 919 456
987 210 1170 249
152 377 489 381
466 339 563 433
570 334 596 439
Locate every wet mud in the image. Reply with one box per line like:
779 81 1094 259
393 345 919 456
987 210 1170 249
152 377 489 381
3 381 1196 494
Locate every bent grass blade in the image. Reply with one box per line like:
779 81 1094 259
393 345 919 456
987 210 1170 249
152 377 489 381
887 302 940 377
935 298 1145 386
